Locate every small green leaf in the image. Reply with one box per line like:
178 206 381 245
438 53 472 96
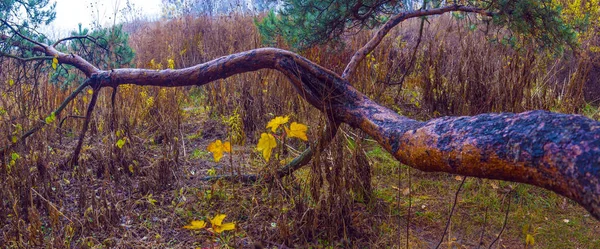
207 168 216 176
116 138 126 149
10 152 20 161
45 112 56 124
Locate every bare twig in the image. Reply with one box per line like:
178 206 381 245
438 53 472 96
58 115 87 129
391 15 426 88
52 35 98 48
435 176 467 249
0 51 53 62
0 19 47 49
488 190 513 249
477 206 489 249
30 187 82 227
0 80 91 154
69 85 100 167
406 166 411 249
342 5 494 79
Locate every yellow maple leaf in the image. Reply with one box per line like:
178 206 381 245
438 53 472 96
183 220 207 230
285 122 308 141
207 140 231 162
257 133 277 162
266 116 289 132
210 214 235 233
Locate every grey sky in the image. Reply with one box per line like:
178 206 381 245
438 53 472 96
48 0 161 33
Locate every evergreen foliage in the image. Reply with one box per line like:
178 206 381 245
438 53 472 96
256 0 583 51
52 24 135 87
0 0 55 28
1 1 135 87
257 0 403 49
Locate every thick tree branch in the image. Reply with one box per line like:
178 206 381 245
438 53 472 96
1 23 100 76
341 5 494 79
82 48 600 220
5 43 600 220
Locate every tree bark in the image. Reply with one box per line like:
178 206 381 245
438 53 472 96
84 48 600 219
4 46 600 220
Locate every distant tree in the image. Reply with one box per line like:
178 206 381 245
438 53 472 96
3 0 600 224
252 0 280 12
161 0 255 17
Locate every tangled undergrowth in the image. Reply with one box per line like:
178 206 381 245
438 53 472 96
1 12 600 248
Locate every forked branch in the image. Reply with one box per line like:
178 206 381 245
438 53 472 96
85 48 600 220
341 5 494 79
2 6 600 221
3 46 600 220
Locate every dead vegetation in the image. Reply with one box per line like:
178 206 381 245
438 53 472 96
1 13 600 248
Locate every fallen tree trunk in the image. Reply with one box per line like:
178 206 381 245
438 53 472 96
6 47 600 220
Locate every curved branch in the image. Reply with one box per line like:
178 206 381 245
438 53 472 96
9 44 600 220
52 35 92 47
341 5 494 79
1 23 100 76
82 48 600 220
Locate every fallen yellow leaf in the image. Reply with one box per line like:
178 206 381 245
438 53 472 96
210 214 235 233
183 220 207 230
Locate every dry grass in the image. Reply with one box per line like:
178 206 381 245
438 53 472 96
1 13 600 248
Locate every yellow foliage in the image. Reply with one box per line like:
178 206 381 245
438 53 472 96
210 214 235 233
285 122 308 141
266 116 289 132
526 234 535 246
257 133 277 162
183 220 207 230
52 56 58 70
168 59 175 69
207 140 231 162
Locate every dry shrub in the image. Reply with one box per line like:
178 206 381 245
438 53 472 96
1 11 598 248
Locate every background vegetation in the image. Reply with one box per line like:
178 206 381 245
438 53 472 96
1 0 600 247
